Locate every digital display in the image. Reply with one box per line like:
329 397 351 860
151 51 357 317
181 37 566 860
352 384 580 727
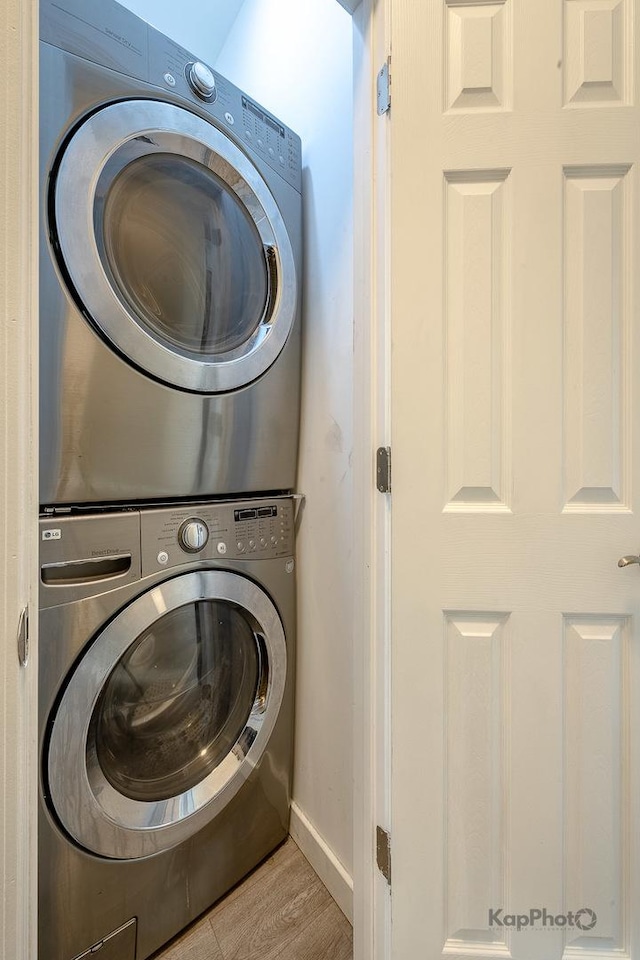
235 508 257 521
264 115 283 137
234 506 277 521
242 96 285 138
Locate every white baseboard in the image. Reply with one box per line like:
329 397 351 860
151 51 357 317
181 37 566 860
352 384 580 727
289 801 354 924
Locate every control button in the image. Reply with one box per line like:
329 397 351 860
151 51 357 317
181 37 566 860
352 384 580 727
249 539 257 552
260 537 267 547
164 72 176 87
257 138 264 148
279 155 285 166
268 146 275 157
217 542 227 555
237 541 246 553
224 111 235 125
245 130 252 139
187 61 216 100
157 551 169 565
285 559 295 574
178 518 209 553
271 536 278 544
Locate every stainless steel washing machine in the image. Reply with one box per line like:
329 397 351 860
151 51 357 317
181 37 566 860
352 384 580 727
40 0 302 507
39 497 296 960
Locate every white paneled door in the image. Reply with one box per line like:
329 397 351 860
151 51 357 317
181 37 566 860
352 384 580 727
389 1 640 959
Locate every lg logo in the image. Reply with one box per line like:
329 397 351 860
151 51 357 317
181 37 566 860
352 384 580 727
42 529 62 541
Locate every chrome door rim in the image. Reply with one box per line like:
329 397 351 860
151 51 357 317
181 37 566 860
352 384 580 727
53 100 297 393
47 570 287 859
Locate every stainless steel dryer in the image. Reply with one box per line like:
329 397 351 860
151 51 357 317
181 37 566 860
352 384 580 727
40 0 302 507
39 497 296 960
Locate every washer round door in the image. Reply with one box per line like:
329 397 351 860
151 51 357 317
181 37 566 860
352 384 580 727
47 571 287 859
52 100 297 393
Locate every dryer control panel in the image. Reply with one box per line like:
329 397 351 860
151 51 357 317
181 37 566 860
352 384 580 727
140 498 295 577
41 0 302 193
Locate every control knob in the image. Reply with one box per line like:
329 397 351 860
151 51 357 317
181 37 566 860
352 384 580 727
178 518 209 553
187 61 216 100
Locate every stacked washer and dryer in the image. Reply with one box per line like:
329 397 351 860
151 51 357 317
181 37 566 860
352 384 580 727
38 1 302 958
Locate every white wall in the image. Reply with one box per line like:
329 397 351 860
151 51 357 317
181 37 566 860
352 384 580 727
216 0 354 885
118 0 247 64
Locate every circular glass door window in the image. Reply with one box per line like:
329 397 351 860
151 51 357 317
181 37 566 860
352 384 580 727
102 153 269 357
94 600 262 802
46 570 288 859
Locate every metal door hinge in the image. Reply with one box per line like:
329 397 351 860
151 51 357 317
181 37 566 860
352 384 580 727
376 446 391 493
377 57 391 115
376 825 391 885
17 606 29 667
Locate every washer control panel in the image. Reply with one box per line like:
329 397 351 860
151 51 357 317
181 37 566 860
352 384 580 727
141 498 295 576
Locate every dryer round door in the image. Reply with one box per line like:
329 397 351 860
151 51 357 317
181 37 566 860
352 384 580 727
46 570 287 859
52 100 297 393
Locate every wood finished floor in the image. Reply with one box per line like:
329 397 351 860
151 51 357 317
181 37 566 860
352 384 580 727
152 838 353 960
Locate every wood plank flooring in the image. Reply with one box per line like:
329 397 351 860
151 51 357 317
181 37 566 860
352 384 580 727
153 838 352 960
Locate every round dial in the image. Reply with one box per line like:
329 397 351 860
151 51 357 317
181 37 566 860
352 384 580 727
178 518 209 553
187 62 216 100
